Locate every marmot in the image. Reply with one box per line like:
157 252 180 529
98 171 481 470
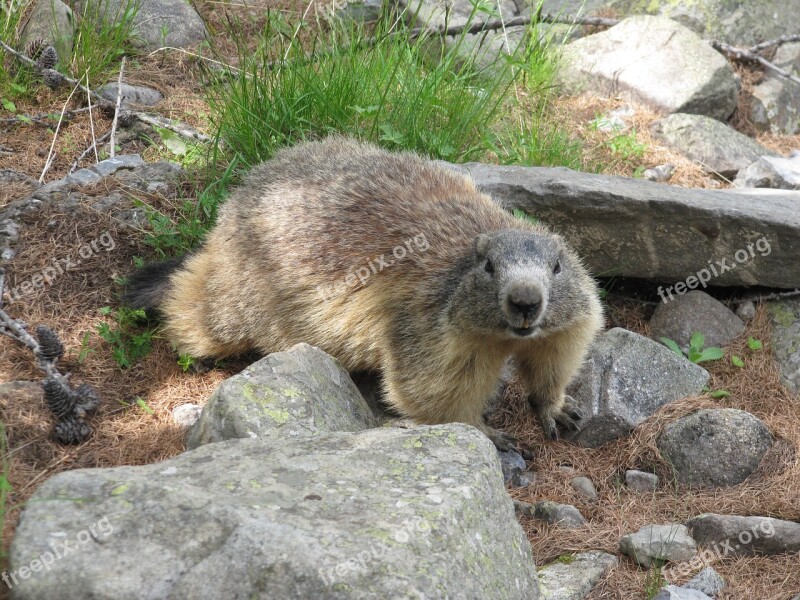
125 137 604 449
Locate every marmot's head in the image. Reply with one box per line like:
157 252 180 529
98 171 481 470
451 228 596 340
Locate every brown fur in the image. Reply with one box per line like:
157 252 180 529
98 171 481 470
127 138 604 445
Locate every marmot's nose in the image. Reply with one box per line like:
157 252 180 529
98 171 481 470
507 287 543 320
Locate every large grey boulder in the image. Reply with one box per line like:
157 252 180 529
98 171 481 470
462 162 800 289
766 298 800 394
658 409 773 487
565 328 710 448
686 514 800 555
10 424 539 599
649 290 744 349
604 0 800 46
556 16 738 121
749 43 800 135
619 524 698 567
537 551 618 600
735 156 800 191
19 0 74 55
650 113 772 178
76 0 208 51
187 343 379 449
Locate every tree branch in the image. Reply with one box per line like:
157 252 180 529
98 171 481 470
710 39 800 86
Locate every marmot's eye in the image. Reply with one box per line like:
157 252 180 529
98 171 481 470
485 259 494 274
553 259 561 274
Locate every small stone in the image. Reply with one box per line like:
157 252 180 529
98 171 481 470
512 472 535 488
735 300 757 321
620 524 697 567
643 164 675 182
64 168 102 187
498 449 526 485
518 500 587 528
658 409 773 487
537 551 618 600
684 567 725 597
650 290 745 350
570 476 597 500
97 83 163 108
172 403 202 429
625 470 659 492
653 585 713 600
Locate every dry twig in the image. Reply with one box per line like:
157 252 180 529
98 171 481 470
109 57 126 159
710 39 800 86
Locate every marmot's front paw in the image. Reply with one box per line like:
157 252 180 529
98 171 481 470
538 397 584 440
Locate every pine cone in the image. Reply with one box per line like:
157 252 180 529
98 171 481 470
43 377 75 418
73 383 100 417
36 45 58 70
41 68 66 90
36 325 65 362
25 38 47 60
118 109 136 128
54 415 92 445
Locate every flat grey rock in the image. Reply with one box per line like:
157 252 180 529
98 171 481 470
650 113 772 178
556 16 737 121
463 161 800 289
565 328 709 448
625 470 659 492
537 551 618 600
97 83 163 108
686 514 800 555
619 524 697 567
766 299 800 394
89 155 146 177
649 290 744 349
10 424 540 599
658 409 773 487
684 567 725 597
734 156 800 190
653 585 712 600
187 343 379 448
171 403 202 428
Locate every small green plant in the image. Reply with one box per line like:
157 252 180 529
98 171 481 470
709 389 731 399
605 128 647 161
77 330 95 364
134 397 155 414
554 554 576 565
0 421 11 560
747 336 763 351
731 354 744 368
96 306 155 368
177 353 195 372
512 208 539 224
643 562 666 599
660 332 724 364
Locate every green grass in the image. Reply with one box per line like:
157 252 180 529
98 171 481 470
205 7 580 170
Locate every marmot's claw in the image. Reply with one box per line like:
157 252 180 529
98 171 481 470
483 426 518 452
543 418 559 440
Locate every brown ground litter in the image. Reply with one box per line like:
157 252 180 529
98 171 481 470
493 305 800 600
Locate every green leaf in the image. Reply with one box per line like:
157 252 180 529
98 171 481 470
747 337 763 351
689 332 705 352
17 115 32 124
77 331 94 364
2 98 16 113
710 389 731 398
695 347 724 363
731 354 745 368
659 337 684 357
135 397 155 414
99 306 112 316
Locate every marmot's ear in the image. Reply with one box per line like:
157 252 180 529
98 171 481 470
474 233 491 259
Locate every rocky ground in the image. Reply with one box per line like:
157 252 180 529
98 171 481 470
2 0 800 599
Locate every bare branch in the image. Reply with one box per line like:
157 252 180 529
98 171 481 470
749 33 800 55
68 130 112 174
408 13 619 40
110 57 126 159
39 80 81 183
710 39 800 86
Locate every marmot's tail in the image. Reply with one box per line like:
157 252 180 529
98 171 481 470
122 255 188 314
